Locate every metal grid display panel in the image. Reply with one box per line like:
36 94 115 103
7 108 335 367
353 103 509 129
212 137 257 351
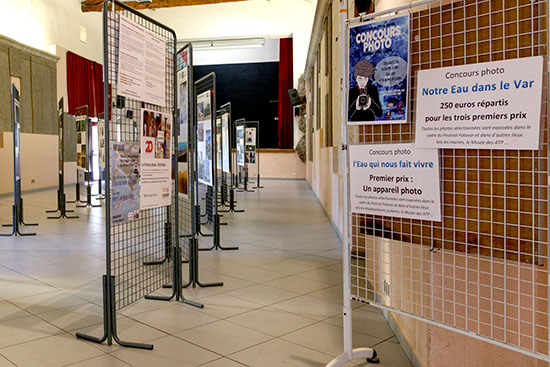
196 75 217 236
176 45 194 263
105 6 174 310
350 0 549 360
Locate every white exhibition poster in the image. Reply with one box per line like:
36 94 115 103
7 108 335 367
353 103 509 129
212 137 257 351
140 108 172 209
216 117 222 170
415 56 543 149
222 113 230 173
349 143 441 221
98 120 105 168
117 14 166 107
245 127 257 164
197 91 213 186
177 66 189 197
236 125 245 167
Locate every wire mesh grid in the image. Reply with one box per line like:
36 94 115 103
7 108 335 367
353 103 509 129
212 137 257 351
105 4 174 310
350 0 549 360
195 75 216 235
176 46 194 264
75 106 90 198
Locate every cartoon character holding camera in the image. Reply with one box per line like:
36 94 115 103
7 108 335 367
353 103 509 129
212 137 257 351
348 59 382 122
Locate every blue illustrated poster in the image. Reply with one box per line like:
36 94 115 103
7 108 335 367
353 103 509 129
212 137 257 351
348 14 409 125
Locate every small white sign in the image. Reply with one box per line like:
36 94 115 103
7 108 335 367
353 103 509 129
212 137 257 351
349 143 441 221
415 56 543 150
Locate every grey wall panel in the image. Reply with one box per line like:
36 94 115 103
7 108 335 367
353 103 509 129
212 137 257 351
64 113 76 162
8 48 21 77
30 58 45 134
20 56 32 133
33 61 56 135
0 45 11 132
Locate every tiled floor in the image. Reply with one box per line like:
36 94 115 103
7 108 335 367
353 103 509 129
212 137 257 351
0 180 412 366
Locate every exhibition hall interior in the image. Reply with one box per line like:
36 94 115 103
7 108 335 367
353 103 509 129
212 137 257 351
0 0 548 366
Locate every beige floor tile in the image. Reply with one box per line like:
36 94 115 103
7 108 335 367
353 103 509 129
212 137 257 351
0 281 58 300
66 354 132 367
229 338 332 367
265 275 334 294
294 268 343 285
363 338 412 367
227 307 317 337
132 304 219 334
0 314 62 348
11 290 89 315
258 260 320 276
324 304 395 340
176 320 272 355
198 357 248 367
226 267 287 283
111 335 219 367
36 303 104 332
0 332 104 367
0 355 16 367
281 322 383 357
271 295 342 321
0 300 30 322
118 297 175 317
197 293 262 319
229 284 300 306
307 284 344 304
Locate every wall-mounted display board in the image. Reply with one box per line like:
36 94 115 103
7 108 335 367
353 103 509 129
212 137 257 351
140 107 172 209
236 125 245 167
348 14 409 125
415 56 543 150
197 91 213 186
349 143 441 221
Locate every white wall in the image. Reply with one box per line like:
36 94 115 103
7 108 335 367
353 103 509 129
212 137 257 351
141 0 317 86
0 0 103 63
193 38 279 66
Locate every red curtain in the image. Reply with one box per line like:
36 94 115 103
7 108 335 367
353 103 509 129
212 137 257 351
66 51 104 117
278 38 294 149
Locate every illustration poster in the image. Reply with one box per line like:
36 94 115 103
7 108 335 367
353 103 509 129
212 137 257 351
349 143 441 221
58 102 63 175
177 65 189 197
75 115 87 170
197 91 213 186
222 113 230 173
98 120 105 168
414 56 543 150
216 117 222 170
245 127 257 164
111 142 140 224
236 125 245 167
140 108 172 209
348 14 409 125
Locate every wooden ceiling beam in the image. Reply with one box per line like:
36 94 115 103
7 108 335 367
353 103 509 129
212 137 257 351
81 0 247 13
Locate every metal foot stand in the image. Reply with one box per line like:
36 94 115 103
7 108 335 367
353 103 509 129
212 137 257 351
46 190 79 219
183 238 224 288
237 170 254 192
0 203 36 236
66 182 84 204
326 348 379 366
253 173 264 189
146 245 203 308
93 180 105 200
76 275 153 350
77 184 101 208
219 189 245 213
199 214 238 251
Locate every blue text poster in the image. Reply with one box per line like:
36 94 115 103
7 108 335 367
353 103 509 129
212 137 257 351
348 14 409 125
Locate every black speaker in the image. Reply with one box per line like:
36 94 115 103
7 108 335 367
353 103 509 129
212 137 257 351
288 89 301 106
355 0 374 14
